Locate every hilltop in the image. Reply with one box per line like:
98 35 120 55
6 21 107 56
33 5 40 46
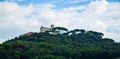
0 26 120 59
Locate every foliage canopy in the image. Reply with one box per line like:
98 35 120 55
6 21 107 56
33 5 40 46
0 27 120 59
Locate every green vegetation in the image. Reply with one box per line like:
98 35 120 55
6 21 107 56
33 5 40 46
0 27 120 59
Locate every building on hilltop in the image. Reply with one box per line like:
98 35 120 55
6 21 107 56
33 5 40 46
40 24 57 35
40 24 54 32
40 26 51 32
20 32 34 37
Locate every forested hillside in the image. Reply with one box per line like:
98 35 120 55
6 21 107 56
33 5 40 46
0 28 120 59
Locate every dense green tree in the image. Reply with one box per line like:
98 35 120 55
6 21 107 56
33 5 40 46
53 27 68 34
0 27 120 59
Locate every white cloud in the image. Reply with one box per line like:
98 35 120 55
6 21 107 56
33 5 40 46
0 1 41 42
64 0 90 4
7 0 23 2
0 38 6 44
0 2 40 30
0 0 120 42
87 0 109 14
89 20 107 31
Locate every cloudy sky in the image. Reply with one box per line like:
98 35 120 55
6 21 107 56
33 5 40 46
0 0 120 43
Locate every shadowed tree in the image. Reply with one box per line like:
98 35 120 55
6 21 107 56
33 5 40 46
66 29 85 36
53 27 68 34
86 31 104 40
0 28 120 59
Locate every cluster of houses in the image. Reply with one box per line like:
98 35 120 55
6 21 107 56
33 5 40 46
19 32 34 37
20 24 57 37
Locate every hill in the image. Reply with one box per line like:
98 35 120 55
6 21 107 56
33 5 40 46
0 27 120 59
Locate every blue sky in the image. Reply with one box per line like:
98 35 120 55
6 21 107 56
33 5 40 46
0 0 120 43
4 0 120 8
1 0 120 7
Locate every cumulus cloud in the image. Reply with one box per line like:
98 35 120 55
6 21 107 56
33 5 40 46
0 2 40 30
87 0 109 14
0 38 6 44
0 0 120 42
64 0 90 4
0 1 41 42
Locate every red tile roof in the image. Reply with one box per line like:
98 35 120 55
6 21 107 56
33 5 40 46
20 32 34 37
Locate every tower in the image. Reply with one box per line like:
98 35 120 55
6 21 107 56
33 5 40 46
50 24 54 29
40 26 43 32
